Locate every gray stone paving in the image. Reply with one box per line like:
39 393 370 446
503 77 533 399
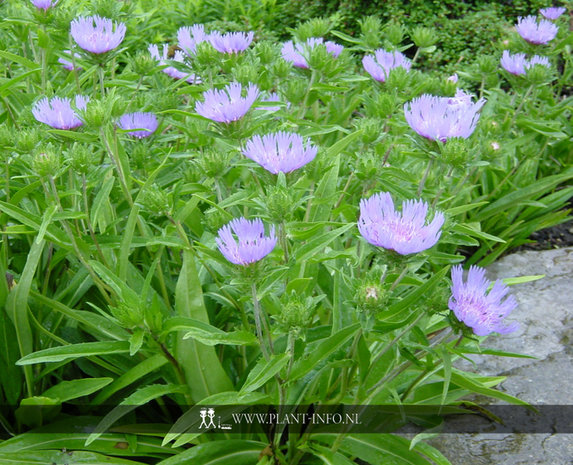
429 247 573 465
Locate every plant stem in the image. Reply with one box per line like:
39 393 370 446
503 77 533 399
417 159 433 196
251 282 271 361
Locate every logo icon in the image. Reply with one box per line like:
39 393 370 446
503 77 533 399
199 408 216 429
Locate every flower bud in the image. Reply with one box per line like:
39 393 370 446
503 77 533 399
411 26 437 49
254 41 277 65
203 208 233 234
278 292 315 333
385 66 410 92
355 150 380 181
32 148 61 178
194 41 219 67
0 124 14 149
356 117 382 144
525 63 551 85
264 184 293 223
137 184 170 216
363 92 396 119
360 16 383 48
110 300 143 328
284 78 308 105
16 129 41 153
198 149 233 178
68 144 95 174
132 50 156 76
440 137 467 167
477 55 497 75
232 63 259 86
81 99 107 128
272 59 292 79
385 22 405 45
295 18 331 41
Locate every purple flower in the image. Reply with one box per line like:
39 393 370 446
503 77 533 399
449 265 519 337
500 50 551 75
58 50 81 71
242 131 317 174
255 92 284 112
32 95 89 130
195 82 259 123
500 50 528 75
404 91 486 142
216 218 276 265
515 16 558 45
177 24 208 56
281 38 343 69
70 16 126 54
209 31 254 54
447 73 458 83
148 44 201 84
358 192 444 255
30 0 57 10
117 112 158 138
527 55 551 68
540 7 566 20
362 49 411 82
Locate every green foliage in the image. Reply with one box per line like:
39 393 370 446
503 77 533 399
0 0 571 464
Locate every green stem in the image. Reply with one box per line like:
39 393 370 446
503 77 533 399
417 158 433 197
251 282 271 361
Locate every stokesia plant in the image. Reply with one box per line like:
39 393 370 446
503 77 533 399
0 3 572 465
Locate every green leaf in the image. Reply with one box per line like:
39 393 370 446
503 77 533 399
313 434 432 465
92 354 168 405
0 451 147 464
0 50 41 69
42 378 113 403
129 328 145 356
239 353 289 394
86 384 188 445
449 371 532 407
174 250 233 401
181 322 257 346
452 223 506 243
304 442 356 465
289 323 360 382
16 341 131 365
157 440 265 465
0 417 179 456
473 168 573 221
294 223 354 262
6 237 46 395
382 266 450 321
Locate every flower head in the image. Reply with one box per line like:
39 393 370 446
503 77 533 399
447 73 458 83
515 16 558 45
148 44 201 84
281 38 343 69
70 16 126 54
500 50 551 75
177 24 208 56
31 0 57 10
362 49 411 82
195 82 259 123
540 7 566 20
255 92 285 112
32 95 89 130
358 192 444 255
117 112 158 138
58 50 81 71
242 131 317 174
449 265 519 336
216 218 276 265
209 31 254 54
404 91 486 142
